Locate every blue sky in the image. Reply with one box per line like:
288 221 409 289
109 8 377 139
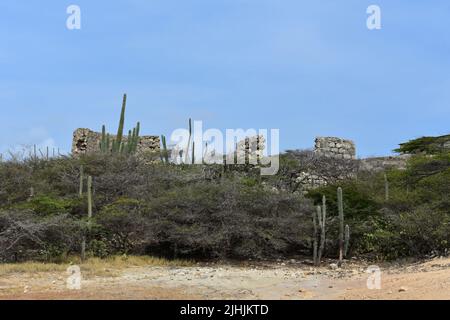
0 0 449 157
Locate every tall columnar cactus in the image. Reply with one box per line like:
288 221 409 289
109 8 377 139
99 94 142 155
116 94 127 147
100 125 113 153
79 165 84 197
384 173 389 201
203 142 209 164
79 166 85 260
81 175 93 261
133 121 140 153
313 206 320 265
124 129 133 154
100 125 106 152
192 141 195 165
312 196 327 266
87 176 93 220
344 224 350 258
337 187 344 265
161 135 169 163
318 195 327 263
184 118 192 163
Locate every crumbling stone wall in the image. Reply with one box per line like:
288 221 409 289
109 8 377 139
359 155 410 172
293 137 357 191
235 135 265 164
72 128 160 156
314 137 356 159
297 137 407 192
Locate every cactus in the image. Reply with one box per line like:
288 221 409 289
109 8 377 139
161 135 169 163
192 141 195 164
105 134 110 153
384 173 389 201
100 125 112 153
81 175 93 261
99 95 141 155
344 224 350 258
124 129 132 154
313 206 320 265
184 118 192 163
337 187 344 265
133 121 140 153
100 125 106 152
79 165 84 197
312 196 327 266
87 176 93 219
318 195 327 263
116 94 127 147
203 142 208 164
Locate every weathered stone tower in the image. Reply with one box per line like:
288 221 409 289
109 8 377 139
314 137 356 159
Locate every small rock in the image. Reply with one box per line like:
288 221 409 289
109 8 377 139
328 285 333 288
398 287 407 292
329 263 339 270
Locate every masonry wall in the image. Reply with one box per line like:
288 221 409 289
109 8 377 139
72 128 160 156
359 155 410 172
296 137 408 192
314 137 356 159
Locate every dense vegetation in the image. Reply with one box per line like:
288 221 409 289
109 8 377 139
0 146 448 263
307 153 450 259
394 134 450 155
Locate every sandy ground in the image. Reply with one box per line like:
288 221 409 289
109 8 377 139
0 257 449 300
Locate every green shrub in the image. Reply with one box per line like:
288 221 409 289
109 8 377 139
27 195 76 216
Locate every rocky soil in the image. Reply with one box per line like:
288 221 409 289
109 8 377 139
0 257 448 300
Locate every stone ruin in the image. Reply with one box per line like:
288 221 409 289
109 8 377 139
314 136 356 159
72 128 160 156
296 137 409 191
235 135 265 164
71 129 409 191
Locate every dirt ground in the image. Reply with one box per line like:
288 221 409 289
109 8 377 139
0 257 449 300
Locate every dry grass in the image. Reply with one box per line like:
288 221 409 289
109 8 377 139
0 255 193 277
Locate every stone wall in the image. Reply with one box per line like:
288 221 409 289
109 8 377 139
314 137 356 160
235 135 265 164
295 137 408 192
72 129 410 181
72 128 160 156
359 155 410 172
